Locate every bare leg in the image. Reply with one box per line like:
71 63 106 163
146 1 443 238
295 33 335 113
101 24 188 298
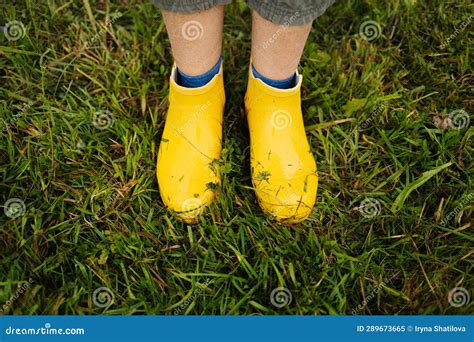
251 11 312 80
162 6 225 76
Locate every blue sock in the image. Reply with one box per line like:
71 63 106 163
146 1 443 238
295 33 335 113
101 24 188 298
177 56 222 88
251 64 296 89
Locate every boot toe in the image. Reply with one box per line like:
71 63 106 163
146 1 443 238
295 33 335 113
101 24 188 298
254 173 318 223
158 166 219 223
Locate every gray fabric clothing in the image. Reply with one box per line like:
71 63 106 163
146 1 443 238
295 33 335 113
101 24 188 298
152 0 336 25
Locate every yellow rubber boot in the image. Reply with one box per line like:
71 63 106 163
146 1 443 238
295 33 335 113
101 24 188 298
157 65 225 223
244 68 318 223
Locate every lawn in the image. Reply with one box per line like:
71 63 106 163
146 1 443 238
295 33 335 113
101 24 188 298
0 0 472 315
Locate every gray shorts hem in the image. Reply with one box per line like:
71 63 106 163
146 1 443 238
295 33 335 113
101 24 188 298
151 0 232 13
246 0 336 26
152 0 336 25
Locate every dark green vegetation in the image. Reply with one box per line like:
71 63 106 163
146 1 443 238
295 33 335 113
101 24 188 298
0 0 472 314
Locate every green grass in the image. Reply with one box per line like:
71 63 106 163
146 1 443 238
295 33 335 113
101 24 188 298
1 0 473 315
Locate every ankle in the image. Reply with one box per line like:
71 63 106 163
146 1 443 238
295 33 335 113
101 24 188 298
251 64 296 89
176 56 222 88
